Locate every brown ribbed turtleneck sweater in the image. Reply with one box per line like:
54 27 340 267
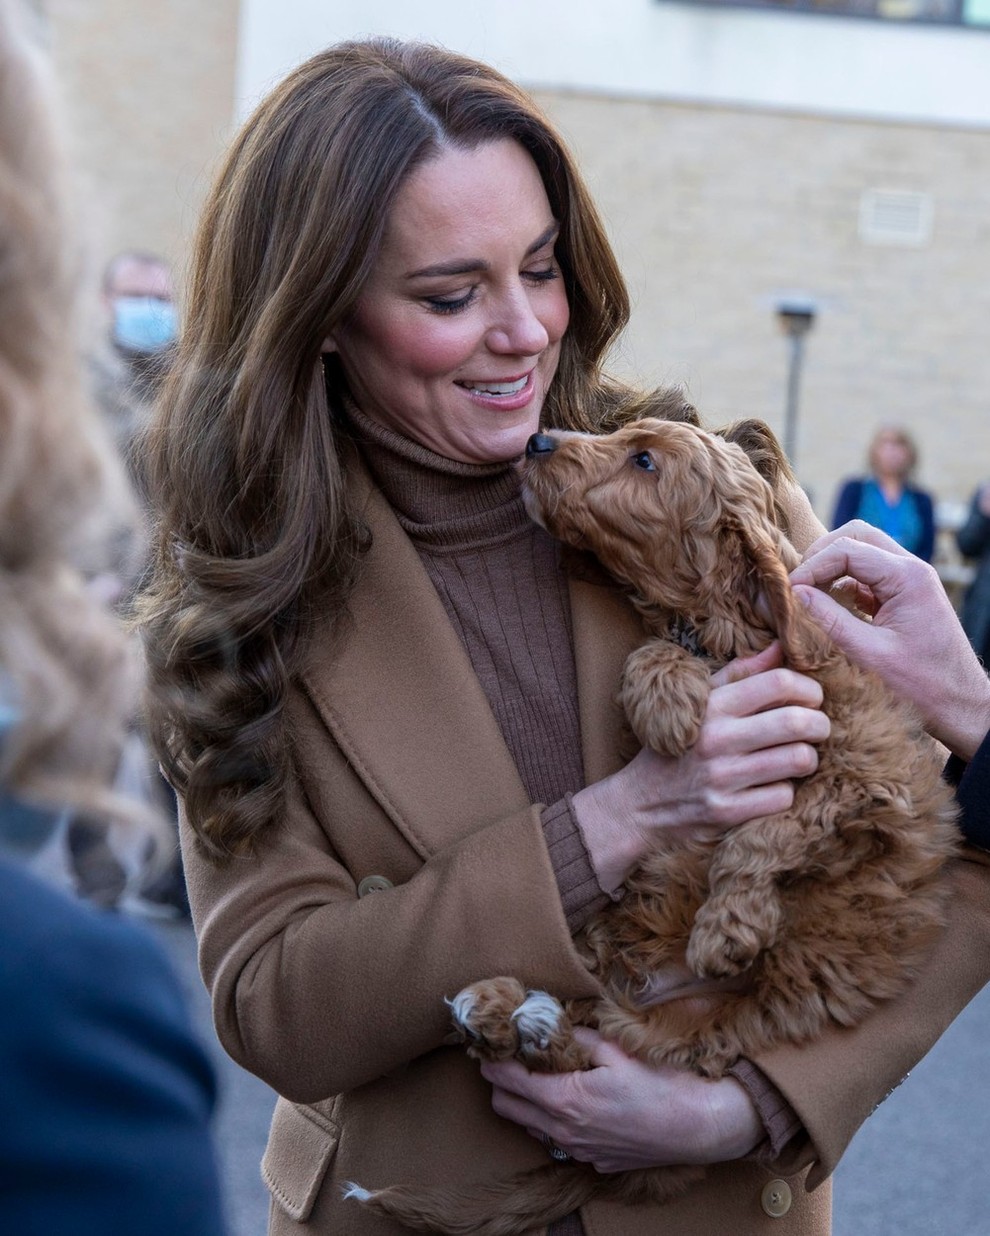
348 403 613 937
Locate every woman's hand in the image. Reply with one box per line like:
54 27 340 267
572 643 830 891
481 1027 762 1173
790 519 990 762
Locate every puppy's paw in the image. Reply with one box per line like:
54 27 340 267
620 641 710 757
446 978 579 1070
686 909 763 979
447 976 528 1062
512 990 566 1062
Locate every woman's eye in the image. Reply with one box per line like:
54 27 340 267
425 289 476 315
631 451 655 471
524 264 559 285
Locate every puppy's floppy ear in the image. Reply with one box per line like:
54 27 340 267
716 419 794 487
716 420 798 535
734 517 828 672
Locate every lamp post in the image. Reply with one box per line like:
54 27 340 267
775 299 816 469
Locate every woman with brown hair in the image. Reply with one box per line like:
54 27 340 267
136 37 990 1235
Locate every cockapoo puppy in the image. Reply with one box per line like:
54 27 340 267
348 416 959 1235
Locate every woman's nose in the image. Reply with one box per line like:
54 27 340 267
486 291 550 357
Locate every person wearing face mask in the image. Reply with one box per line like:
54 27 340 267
91 249 178 477
75 250 184 914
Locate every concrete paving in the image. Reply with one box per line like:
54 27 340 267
153 917 990 1236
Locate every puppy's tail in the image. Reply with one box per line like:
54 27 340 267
343 1163 602 1236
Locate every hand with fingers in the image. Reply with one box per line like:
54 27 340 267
790 519 990 762
481 1026 763 1174
571 642 831 893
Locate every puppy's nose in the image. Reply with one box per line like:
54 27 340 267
526 433 557 457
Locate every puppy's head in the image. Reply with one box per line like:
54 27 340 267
521 418 822 664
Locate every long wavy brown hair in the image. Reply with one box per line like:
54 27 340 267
0 0 135 825
136 37 686 861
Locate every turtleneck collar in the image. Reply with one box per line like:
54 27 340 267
344 399 534 554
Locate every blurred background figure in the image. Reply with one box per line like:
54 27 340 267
91 248 177 485
0 3 225 1230
956 480 990 668
76 249 185 915
831 424 936 562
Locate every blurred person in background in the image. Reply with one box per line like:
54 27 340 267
92 248 177 474
0 3 225 1230
956 480 990 667
81 255 185 916
831 424 936 561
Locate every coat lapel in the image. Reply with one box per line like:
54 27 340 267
301 462 529 859
570 571 645 786
301 457 646 857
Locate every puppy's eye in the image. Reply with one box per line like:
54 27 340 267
631 451 656 472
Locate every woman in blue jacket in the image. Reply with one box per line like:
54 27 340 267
831 426 936 561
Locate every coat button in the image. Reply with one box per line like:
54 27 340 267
357 874 394 897
761 1179 793 1218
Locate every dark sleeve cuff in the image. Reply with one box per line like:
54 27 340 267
945 728 990 852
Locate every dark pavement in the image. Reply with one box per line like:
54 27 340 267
152 917 990 1236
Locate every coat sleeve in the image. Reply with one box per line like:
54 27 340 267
753 848 990 1190
182 696 602 1105
957 491 990 559
0 865 226 1236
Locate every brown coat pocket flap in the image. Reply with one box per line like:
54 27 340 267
262 1098 340 1222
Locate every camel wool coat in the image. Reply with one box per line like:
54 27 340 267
180 456 990 1235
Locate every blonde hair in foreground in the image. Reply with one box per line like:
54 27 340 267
0 0 136 825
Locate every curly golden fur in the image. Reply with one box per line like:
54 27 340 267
352 417 960 1234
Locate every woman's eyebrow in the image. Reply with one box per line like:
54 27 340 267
405 222 560 280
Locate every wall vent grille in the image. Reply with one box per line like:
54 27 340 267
858 189 934 247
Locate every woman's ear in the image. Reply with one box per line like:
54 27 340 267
321 334 338 354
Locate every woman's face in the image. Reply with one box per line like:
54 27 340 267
872 432 913 479
325 139 570 464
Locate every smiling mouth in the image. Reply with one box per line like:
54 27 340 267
457 375 529 397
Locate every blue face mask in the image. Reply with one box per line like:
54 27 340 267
112 295 178 354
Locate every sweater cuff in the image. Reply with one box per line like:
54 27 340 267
540 795 614 934
727 1058 805 1161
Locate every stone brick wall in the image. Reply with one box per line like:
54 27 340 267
34 0 988 532
42 0 238 305
537 89 990 525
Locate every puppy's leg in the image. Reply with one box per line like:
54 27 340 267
449 977 593 1072
620 639 711 757
686 815 808 979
